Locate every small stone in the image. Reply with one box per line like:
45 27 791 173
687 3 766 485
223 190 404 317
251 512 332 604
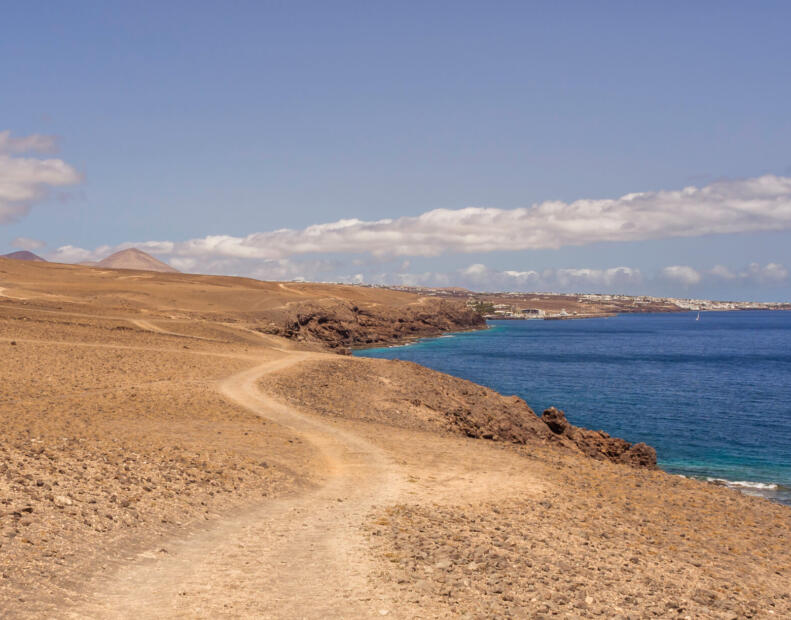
53 495 72 507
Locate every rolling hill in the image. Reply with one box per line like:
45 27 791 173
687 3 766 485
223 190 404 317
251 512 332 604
94 248 180 273
1 250 46 262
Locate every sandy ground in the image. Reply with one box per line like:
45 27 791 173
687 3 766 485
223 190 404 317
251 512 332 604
1 260 790 619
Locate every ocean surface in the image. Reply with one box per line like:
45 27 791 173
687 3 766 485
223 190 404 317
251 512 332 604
355 311 791 505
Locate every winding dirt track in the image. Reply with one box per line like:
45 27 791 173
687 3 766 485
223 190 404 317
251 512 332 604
65 351 405 619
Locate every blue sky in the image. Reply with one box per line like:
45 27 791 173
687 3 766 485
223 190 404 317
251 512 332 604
2 1 791 299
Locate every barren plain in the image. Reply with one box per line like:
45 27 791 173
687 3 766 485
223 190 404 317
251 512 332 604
1 258 790 619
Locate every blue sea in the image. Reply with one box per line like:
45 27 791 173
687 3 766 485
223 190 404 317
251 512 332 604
355 311 791 505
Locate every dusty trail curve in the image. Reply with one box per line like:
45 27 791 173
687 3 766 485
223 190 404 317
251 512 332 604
128 319 220 342
66 352 405 619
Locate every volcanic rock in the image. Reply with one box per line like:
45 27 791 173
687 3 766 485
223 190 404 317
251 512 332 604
542 407 657 468
541 407 569 434
260 297 484 350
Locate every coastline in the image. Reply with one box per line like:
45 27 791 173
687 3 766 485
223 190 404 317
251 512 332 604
482 306 791 322
349 323 492 351
355 312 791 505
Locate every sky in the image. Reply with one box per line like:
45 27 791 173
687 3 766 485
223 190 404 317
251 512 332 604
2 1 791 300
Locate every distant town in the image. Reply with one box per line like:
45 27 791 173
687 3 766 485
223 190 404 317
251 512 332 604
352 285 791 320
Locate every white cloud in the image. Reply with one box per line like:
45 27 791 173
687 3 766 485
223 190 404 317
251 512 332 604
553 266 642 289
660 265 702 286
0 130 59 155
747 262 788 283
168 256 197 272
11 236 46 250
391 271 452 287
709 262 789 284
91 174 791 261
391 262 787 294
456 264 643 292
660 262 788 289
48 244 112 263
710 265 737 280
462 263 489 277
0 131 81 224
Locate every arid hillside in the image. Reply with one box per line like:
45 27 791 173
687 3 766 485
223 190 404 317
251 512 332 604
1 259 789 618
0 257 483 350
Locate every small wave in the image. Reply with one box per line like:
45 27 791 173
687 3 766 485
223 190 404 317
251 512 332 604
707 478 778 490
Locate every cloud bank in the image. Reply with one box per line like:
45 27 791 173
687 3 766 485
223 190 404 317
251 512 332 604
390 262 788 294
662 262 788 288
660 265 702 287
0 130 81 224
46 173 791 298
69 174 791 262
452 264 644 291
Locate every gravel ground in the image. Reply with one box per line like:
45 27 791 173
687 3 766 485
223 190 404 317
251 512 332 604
366 442 791 619
0 310 316 614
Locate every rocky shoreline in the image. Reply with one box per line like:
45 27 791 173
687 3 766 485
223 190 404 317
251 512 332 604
259 297 658 469
261 355 657 471
256 296 486 353
251 296 658 469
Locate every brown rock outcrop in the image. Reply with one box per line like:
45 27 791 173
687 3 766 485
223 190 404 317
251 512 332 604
541 407 657 468
259 298 485 351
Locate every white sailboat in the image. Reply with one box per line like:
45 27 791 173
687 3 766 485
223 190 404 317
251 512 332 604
696 311 701 321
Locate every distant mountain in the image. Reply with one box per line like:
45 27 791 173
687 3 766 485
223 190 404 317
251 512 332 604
94 248 180 273
1 250 47 262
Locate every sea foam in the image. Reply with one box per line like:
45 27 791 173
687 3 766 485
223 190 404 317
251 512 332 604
707 478 779 490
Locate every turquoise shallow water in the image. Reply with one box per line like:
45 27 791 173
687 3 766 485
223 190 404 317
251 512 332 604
355 311 791 505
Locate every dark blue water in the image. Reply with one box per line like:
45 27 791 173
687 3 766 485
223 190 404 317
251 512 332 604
355 311 791 505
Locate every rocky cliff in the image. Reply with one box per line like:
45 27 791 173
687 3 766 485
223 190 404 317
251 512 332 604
258 297 485 351
541 407 657 468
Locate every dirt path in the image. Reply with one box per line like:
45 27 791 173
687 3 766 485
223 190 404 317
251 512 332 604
128 318 170 334
277 282 310 296
0 286 27 300
65 351 406 619
128 318 221 342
